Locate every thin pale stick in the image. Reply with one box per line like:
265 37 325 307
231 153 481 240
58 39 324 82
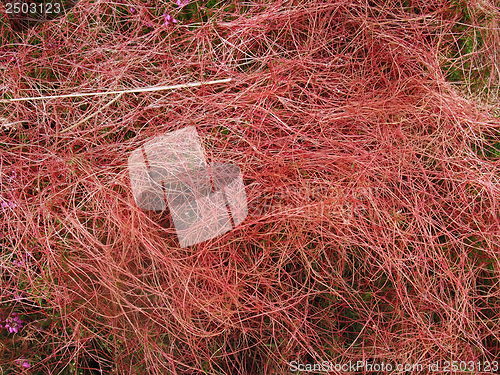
0 78 233 103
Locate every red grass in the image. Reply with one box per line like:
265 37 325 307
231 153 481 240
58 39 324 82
1 0 500 373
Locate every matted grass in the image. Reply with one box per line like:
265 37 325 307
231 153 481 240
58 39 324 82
1 0 500 374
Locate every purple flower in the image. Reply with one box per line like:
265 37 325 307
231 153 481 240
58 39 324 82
130 6 136 13
1 200 16 208
163 13 177 26
176 0 189 7
12 253 27 267
4 313 23 334
17 357 30 368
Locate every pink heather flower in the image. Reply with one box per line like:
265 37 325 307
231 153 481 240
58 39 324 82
176 0 189 7
12 253 26 267
4 313 23 334
17 357 30 368
1 200 16 208
13 259 23 267
163 13 177 26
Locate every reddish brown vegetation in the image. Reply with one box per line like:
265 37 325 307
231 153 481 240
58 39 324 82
1 0 500 373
